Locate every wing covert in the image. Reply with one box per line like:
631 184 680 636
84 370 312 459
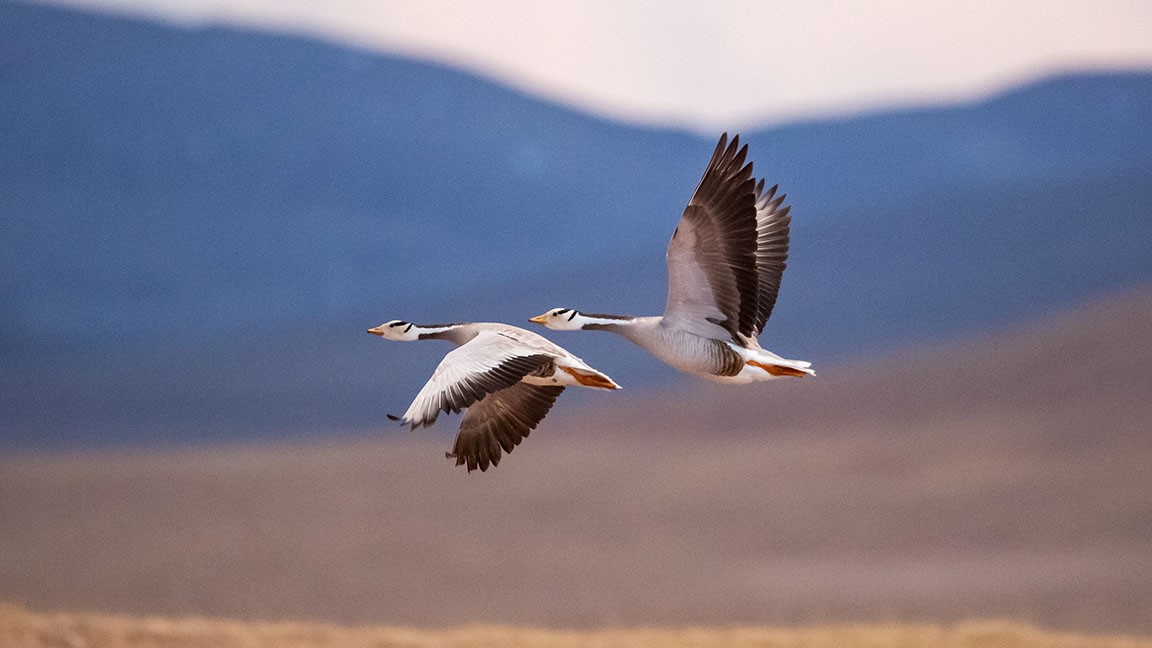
396 331 554 429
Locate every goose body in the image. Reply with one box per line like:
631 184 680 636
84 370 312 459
531 133 813 384
367 320 618 471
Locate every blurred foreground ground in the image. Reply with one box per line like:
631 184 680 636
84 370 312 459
2 604 1151 648
1 288 1150 633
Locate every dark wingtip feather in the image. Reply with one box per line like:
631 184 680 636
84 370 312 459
386 413 401 421
446 451 471 471
709 133 729 168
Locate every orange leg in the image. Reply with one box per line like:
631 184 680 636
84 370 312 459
560 366 620 389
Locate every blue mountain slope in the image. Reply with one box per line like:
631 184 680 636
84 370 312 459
2 1 1151 445
0 2 691 346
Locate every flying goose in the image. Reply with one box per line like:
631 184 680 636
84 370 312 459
530 133 813 383
367 320 619 471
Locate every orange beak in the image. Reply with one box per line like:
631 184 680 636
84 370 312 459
528 314 549 325
366 327 384 336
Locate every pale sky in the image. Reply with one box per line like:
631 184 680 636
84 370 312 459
30 0 1152 131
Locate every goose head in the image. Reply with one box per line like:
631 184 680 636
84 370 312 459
367 320 420 341
529 308 584 331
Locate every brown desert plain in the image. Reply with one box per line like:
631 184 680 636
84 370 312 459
2 287 1151 647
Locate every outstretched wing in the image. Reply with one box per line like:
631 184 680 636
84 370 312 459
393 330 555 429
664 133 761 343
448 383 565 472
750 179 791 336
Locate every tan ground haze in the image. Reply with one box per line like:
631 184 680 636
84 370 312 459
2 288 1151 635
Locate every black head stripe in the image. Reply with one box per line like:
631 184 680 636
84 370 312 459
567 310 577 321
388 321 406 328
404 323 413 333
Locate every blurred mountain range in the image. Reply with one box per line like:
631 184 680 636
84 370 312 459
2 1 1151 445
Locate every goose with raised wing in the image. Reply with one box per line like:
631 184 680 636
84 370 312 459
367 320 619 472
530 133 813 383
